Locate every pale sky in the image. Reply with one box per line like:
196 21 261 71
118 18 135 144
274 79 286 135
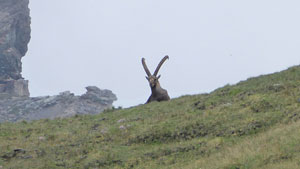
23 0 300 107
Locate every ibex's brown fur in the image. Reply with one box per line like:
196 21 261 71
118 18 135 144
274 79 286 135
142 55 170 104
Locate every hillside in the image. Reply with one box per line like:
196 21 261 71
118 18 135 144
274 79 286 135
1 65 300 169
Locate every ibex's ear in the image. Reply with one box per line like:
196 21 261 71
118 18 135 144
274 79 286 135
157 75 161 79
145 76 149 80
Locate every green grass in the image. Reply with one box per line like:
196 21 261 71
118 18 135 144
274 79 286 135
1 65 300 169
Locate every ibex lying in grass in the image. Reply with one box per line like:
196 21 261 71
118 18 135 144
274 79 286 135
142 55 170 104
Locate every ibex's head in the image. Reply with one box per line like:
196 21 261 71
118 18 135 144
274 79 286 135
142 55 169 88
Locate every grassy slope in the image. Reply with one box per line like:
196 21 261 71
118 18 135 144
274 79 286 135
1 65 300 169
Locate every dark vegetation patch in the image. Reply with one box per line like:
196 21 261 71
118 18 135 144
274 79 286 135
144 143 206 160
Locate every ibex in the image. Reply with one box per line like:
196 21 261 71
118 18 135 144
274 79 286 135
142 55 170 104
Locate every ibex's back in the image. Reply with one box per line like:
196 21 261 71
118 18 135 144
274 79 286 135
142 55 170 104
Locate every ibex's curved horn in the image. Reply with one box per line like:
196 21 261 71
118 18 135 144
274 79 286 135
142 58 151 77
153 55 169 76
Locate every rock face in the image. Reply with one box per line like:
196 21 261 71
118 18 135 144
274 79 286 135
0 79 29 98
0 0 118 123
0 0 31 97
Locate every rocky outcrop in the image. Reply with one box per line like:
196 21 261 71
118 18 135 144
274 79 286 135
0 0 118 123
0 86 117 123
0 0 31 97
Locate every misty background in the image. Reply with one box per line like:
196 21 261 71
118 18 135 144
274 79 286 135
23 0 300 107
